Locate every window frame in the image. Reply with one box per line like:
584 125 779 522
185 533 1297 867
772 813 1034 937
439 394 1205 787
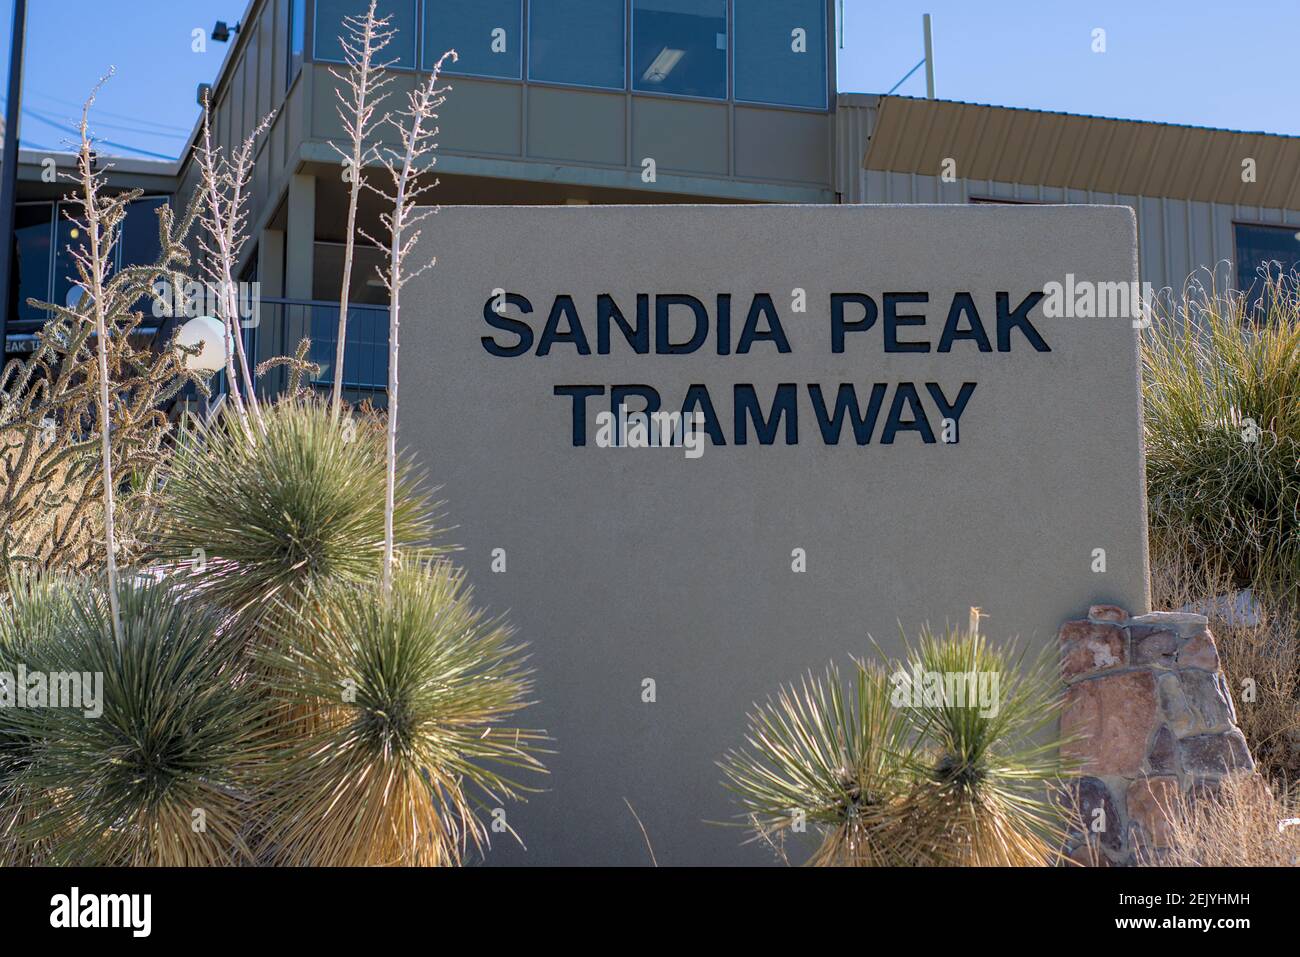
731 0 829 111
526 0 628 93
313 0 422 70
12 200 57 323
630 0 730 103
421 0 525 81
1231 219 1300 310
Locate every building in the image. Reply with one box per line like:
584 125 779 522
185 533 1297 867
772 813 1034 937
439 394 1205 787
6 0 1300 399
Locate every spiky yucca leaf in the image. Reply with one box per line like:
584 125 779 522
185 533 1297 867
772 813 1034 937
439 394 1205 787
719 660 925 866
255 556 547 866
722 627 1069 866
4 574 272 865
0 571 88 865
896 626 1068 866
147 398 443 630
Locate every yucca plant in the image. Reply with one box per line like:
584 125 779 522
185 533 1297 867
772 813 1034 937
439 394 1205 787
719 660 924 866
4 574 271 865
1143 269 1300 600
0 570 87 865
721 627 1068 866
254 555 547 866
147 398 442 632
895 627 1068 866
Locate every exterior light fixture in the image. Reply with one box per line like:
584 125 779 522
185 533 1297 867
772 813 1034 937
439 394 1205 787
212 20 241 43
175 315 228 372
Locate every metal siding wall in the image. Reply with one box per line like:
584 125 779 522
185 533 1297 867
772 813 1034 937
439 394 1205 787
834 100 1300 296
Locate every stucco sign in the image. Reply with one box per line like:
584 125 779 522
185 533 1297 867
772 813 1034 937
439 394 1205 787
403 204 1149 865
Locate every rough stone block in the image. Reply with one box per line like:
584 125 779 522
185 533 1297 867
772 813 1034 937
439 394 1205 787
1061 623 1126 680
1127 776 1181 848
1088 604 1128 623
1147 724 1177 774
1177 631 1220 671
1063 776 1123 853
1180 730 1254 775
1062 671 1158 776
1129 611 1209 639
1132 630 1179 667
1157 672 1196 736
1180 669 1235 733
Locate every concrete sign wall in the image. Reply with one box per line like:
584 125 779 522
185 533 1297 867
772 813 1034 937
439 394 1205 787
402 204 1149 865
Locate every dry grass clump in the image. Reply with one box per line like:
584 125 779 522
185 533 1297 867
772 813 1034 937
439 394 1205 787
1136 772 1300 867
1149 546 1300 786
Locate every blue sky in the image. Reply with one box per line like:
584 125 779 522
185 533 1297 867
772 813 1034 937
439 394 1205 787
1 0 1297 160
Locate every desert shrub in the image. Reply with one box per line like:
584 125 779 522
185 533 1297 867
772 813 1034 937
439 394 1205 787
3 574 271 865
1135 772 1300 867
1143 270 1300 600
146 398 442 631
254 556 547 865
719 660 922 866
0 571 89 865
720 627 1067 866
1149 550 1300 785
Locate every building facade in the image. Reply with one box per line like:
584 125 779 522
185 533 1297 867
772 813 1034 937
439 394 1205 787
6 0 1300 398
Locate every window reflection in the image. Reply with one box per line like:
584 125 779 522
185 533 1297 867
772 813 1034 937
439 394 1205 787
632 0 727 100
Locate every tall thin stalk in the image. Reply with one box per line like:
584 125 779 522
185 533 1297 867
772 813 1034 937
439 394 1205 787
363 50 457 595
329 0 394 421
68 74 124 641
194 95 275 440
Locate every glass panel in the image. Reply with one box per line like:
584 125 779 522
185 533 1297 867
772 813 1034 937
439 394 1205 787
632 0 727 99
288 0 305 82
119 197 167 269
316 0 418 68
119 196 168 320
10 203 54 326
424 0 522 79
529 0 624 90
1234 223 1300 317
734 0 826 108
52 202 87 313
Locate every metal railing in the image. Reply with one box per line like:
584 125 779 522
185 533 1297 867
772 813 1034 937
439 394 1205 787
255 296 389 400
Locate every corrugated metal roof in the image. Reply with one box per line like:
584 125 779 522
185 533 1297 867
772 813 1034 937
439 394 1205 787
851 94 1300 208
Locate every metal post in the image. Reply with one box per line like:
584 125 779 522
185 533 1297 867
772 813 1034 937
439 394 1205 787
923 13 935 99
0 0 29 354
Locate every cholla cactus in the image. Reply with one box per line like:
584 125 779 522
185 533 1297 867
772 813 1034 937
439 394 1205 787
0 77 205 576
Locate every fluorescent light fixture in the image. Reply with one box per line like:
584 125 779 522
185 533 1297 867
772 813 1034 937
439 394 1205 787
641 47 684 83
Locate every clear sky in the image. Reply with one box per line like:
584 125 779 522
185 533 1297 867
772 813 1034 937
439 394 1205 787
0 0 1297 161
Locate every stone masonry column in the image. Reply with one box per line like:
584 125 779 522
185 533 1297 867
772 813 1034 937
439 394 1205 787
1059 605 1254 865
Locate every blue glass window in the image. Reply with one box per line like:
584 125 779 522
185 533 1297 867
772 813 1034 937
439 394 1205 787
734 0 827 108
288 0 305 84
10 203 54 326
632 0 727 100
315 0 418 69
529 0 625 90
1234 223 1300 317
424 0 522 79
